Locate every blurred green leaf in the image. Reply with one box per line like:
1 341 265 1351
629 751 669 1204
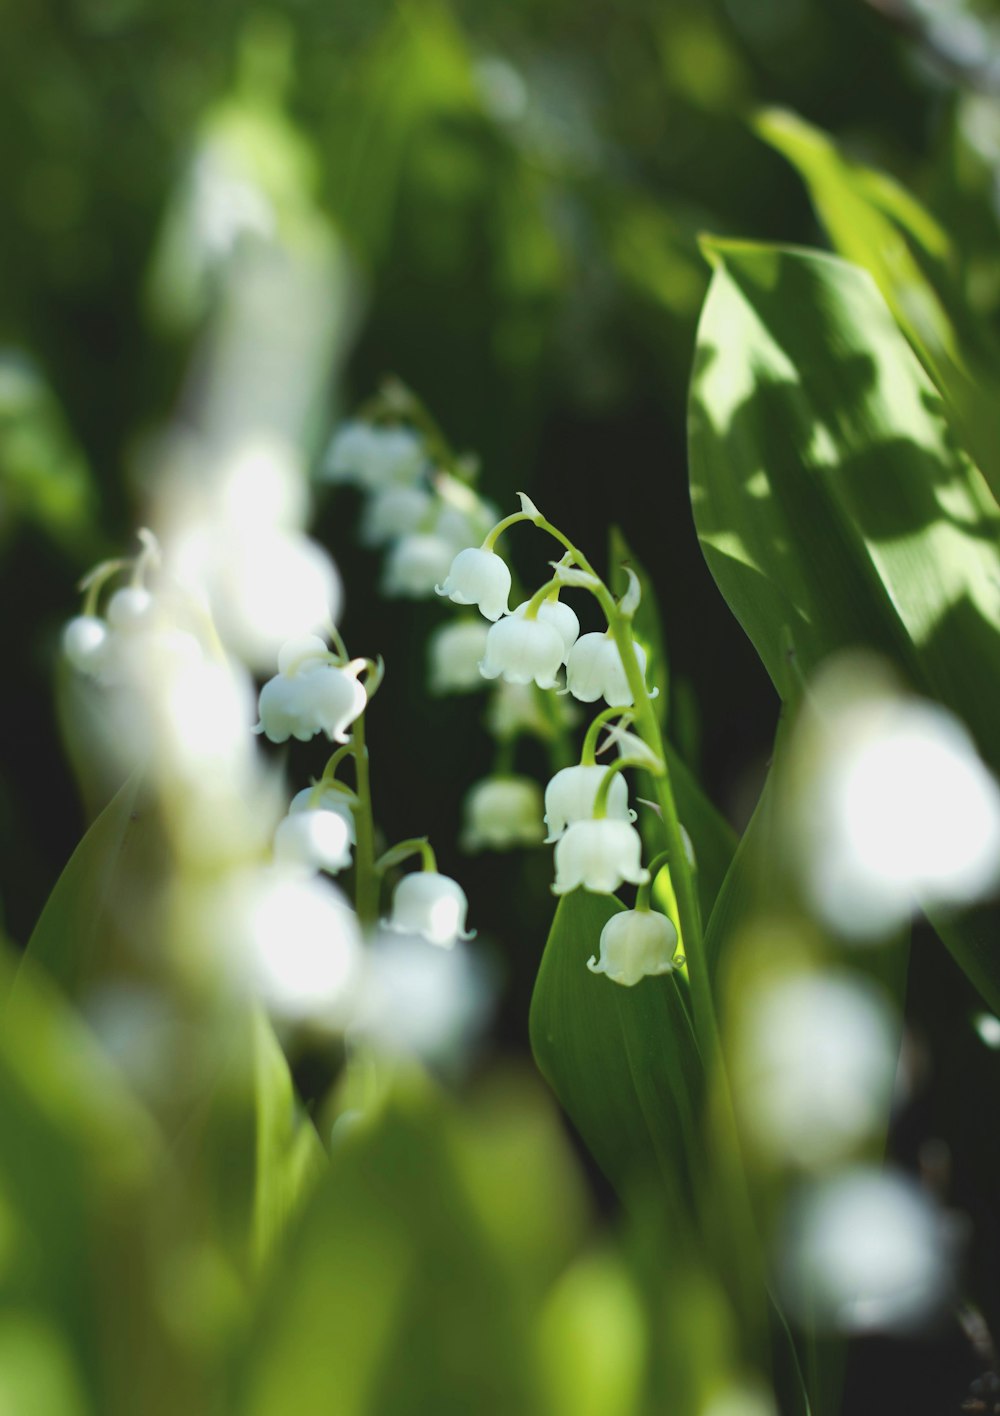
688 240 1000 1006
240 1070 574 1416
530 890 703 1208
756 108 1000 504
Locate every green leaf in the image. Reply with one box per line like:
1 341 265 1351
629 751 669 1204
529 891 703 1208
755 108 1000 503
688 240 1000 1007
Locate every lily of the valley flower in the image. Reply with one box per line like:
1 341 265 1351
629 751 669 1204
289 785 357 843
256 642 366 744
323 422 425 490
461 776 545 852
552 819 649 895
428 619 491 695
360 484 434 547
587 907 678 986
543 763 635 841
274 806 353 874
384 870 475 948
436 547 511 621
107 585 155 631
566 631 648 707
63 615 111 676
479 612 564 689
383 533 457 598
510 597 579 663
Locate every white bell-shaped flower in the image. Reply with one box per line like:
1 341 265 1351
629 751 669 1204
274 807 353 875
360 484 433 547
428 619 491 695
384 871 475 947
256 652 366 745
587 907 678 986
511 598 579 663
479 613 565 689
436 547 510 621
62 615 111 677
461 776 545 852
552 819 650 895
323 422 425 490
383 533 457 599
289 786 356 844
566 632 648 706
543 763 635 842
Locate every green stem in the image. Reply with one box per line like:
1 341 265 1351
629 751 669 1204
374 838 438 875
351 712 378 926
635 850 673 911
581 706 635 765
593 757 644 818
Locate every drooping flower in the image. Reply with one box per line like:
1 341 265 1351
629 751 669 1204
479 613 565 689
565 632 647 707
510 597 579 663
256 644 366 744
274 807 353 875
436 547 511 622
552 819 649 895
382 533 457 599
427 619 491 695
289 785 356 844
461 776 545 852
543 763 635 842
384 871 474 947
107 585 155 632
587 907 678 986
360 484 434 547
322 422 425 490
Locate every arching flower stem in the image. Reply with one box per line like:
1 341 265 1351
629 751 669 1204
635 850 673 912
374 837 438 876
581 707 636 766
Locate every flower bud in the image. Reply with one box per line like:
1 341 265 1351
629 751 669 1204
436 547 510 622
552 819 649 895
511 598 579 663
565 632 647 707
106 585 155 632
480 613 564 689
62 615 110 677
543 764 634 842
384 871 475 948
428 619 491 695
461 776 545 852
587 908 678 986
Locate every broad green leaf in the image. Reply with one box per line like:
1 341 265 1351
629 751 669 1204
756 108 1000 503
688 241 1000 1007
240 1073 563 1416
530 891 703 1209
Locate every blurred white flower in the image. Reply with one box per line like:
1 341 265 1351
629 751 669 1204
351 931 490 1063
480 613 565 690
62 615 111 677
106 585 155 632
461 776 545 852
732 970 899 1169
566 633 646 707
587 908 678 986
779 1168 954 1332
360 484 434 547
273 809 353 875
510 597 579 663
485 680 578 741
428 619 492 695
382 532 457 599
289 785 356 844
203 865 363 1025
436 547 511 621
384 871 474 948
322 422 425 490
544 763 635 842
795 663 1000 939
552 820 649 896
